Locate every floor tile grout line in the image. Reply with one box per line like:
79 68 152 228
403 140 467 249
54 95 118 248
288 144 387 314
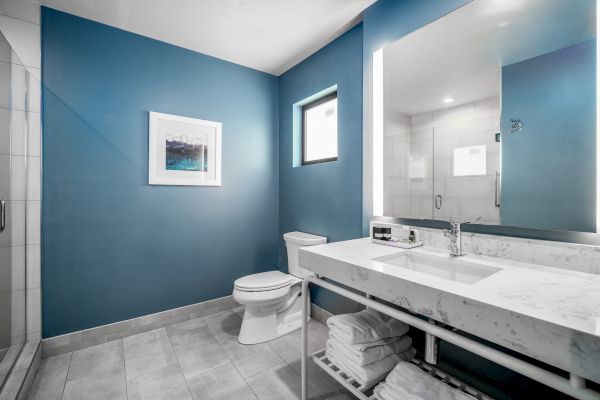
121 339 129 400
59 352 73 400
164 325 194 400
201 312 260 399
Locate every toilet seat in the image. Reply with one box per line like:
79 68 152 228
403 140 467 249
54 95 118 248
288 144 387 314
234 270 296 292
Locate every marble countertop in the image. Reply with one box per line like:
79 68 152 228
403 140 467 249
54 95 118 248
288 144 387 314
299 238 600 382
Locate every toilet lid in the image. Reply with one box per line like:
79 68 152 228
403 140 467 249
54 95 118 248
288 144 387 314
234 271 294 291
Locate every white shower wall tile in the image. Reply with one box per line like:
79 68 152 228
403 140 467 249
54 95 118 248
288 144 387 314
0 107 8 154
26 245 40 289
27 111 40 156
392 196 410 216
26 287 40 334
0 14 40 68
9 200 25 247
459 197 500 222
27 156 40 200
10 244 25 292
0 154 8 199
27 69 41 111
9 155 25 200
9 61 26 109
10 108 25 155
445 175 494 199
26 200 40 245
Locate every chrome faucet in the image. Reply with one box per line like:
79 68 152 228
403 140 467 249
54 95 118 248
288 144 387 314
443 217 481 257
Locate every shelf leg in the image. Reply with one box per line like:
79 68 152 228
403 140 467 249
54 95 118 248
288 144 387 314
570 373 586 389
425 319 439 365
301 279 310 400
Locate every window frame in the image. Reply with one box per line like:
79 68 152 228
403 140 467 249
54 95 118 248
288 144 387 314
302 92 338 165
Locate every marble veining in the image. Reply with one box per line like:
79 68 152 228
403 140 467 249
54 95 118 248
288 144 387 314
299 238 600 383
413 227 600 275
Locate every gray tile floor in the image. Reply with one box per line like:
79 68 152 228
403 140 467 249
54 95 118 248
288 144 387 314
27 307 354 400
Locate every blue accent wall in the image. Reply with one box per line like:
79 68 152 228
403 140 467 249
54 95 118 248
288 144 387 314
278 25 364 313
41 7 279 337
501 39 597 232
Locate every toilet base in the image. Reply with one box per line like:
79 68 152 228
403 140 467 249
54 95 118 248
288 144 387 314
238 289 310 345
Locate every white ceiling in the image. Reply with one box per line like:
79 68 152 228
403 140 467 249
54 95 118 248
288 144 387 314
33 0 376 76
384 0 596 116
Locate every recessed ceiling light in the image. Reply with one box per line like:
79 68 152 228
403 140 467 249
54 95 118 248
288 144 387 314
443 98 454 103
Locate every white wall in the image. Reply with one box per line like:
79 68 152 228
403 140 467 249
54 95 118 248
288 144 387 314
0 0 41 344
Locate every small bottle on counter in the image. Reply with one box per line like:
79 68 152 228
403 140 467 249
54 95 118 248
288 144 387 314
383 227 392 241
408 229 416 243
373 226 383 240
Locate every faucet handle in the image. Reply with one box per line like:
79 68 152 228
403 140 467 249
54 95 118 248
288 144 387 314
449 216 482 228
465 216 482 225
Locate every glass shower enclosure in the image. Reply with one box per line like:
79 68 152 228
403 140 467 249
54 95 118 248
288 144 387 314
0 30 34 390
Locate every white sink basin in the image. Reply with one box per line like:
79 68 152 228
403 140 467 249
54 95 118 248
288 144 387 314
372 252 501 284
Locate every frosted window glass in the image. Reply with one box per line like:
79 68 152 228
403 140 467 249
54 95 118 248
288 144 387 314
453 145 486 176
304 97 337 163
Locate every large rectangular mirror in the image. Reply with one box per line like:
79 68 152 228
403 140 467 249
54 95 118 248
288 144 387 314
379 0 597 233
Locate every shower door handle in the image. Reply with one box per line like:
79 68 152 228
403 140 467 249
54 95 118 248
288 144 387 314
0 199 5 233
435 195 443 210
495 172 501 208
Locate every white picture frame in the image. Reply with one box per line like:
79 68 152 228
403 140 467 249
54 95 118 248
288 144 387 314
148 111 222 186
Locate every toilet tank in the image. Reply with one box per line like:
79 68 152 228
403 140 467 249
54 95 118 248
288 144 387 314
284 231 327 278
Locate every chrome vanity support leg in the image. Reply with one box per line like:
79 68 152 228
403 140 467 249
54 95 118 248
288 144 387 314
570 373 586 389
425 319 439 365
301 279 310 400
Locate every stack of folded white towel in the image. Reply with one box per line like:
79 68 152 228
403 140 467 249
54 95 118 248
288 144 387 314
374 361 476 400
325 309 416 388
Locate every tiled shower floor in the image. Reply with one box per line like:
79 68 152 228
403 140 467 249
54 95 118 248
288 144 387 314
27 307 354 400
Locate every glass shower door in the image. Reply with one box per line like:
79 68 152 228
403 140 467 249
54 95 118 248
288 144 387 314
0 31 28 389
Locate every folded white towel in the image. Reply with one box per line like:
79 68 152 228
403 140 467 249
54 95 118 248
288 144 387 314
326 309 409 345
376 362 476 400
326 343 416 388
329 330 406 351
327 335 412 366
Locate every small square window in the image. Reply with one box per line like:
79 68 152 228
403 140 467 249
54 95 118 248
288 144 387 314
302 92 338 165
453 145 486 176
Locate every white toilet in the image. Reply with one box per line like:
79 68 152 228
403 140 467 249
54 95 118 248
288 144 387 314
233 231 327 345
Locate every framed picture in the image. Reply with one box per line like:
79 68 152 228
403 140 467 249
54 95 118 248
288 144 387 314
148 111 222 186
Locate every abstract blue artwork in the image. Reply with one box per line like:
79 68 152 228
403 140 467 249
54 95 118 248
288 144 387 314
149 111 222 186
165 136 208 171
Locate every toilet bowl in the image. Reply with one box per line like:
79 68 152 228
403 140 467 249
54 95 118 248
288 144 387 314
233 231 327 345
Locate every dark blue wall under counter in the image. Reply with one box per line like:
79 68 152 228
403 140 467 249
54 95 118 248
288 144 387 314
41 7 279 337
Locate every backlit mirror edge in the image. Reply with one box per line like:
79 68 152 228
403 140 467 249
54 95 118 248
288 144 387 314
368 0 600 245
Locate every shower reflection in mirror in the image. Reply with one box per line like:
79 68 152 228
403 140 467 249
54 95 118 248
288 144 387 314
375 0 597 233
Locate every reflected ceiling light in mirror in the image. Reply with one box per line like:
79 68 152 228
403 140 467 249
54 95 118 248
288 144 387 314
443 97 454 103
373 48 384 217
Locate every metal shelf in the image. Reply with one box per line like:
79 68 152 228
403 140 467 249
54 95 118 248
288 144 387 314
311 348 494 400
